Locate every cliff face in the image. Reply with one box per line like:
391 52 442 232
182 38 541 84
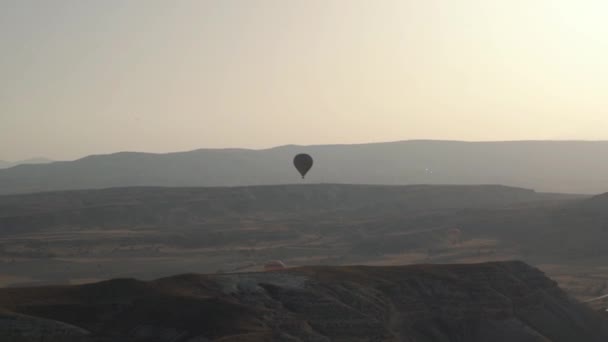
0 261 606 342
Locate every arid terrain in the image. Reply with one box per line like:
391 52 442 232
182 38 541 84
0 183 606 308
2 261 608 341
6 0 608 339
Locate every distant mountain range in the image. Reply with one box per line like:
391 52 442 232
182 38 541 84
2 140 608 194
0 158 53 169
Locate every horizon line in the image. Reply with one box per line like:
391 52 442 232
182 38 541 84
7 138 608 162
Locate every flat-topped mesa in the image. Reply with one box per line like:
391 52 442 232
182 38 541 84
1 261 607 342
0 184 553 234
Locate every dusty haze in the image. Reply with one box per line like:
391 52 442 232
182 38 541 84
3 0 608 160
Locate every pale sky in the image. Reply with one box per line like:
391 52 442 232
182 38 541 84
2 0 608 160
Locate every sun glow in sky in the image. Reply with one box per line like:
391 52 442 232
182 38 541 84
2 0 608 160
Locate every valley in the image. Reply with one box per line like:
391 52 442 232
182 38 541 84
0 184 604 306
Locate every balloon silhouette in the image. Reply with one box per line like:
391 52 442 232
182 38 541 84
293 154 313 179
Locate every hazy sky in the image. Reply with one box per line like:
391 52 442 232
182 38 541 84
2 0 608 160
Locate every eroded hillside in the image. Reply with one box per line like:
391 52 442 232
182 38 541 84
0 261 606 342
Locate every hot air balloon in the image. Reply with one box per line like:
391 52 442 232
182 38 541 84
293 154 313 179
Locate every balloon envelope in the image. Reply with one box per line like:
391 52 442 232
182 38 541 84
293 154 313 178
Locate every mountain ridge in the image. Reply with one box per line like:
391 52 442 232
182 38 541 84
3 140 608 195
0 157 53 169
1 261 607 342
